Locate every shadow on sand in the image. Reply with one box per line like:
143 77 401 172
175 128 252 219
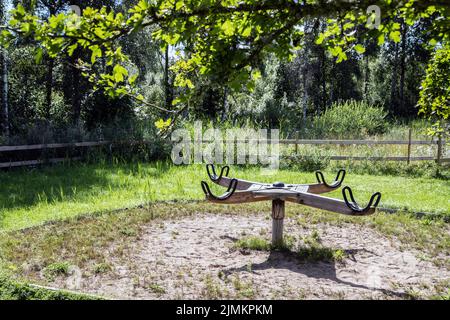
221 249 410 299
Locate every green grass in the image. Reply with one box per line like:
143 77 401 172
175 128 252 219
296 232 347 263
0 161 448 231
0 155 446 299
235 236 272 251
43 262 70 281
234 232 347 263
93 262 112 274
0 275 101 300
148 283 166 295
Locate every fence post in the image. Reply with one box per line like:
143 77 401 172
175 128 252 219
407 128 412 165
295 131 299 155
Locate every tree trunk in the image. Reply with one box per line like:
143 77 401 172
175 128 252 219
221 86 228 121
63 50 82 124
1 0 9 138
364 54 369 101
399 22 408 115
390 42 399 109
72 64 82 124
321 46 327 110
45 57 54 119
302 60 308 129
163 45 172 110
1 48 9 138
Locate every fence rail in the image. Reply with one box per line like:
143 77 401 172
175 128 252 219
309 156 449 162
0 141 110 152
0 138 447 168
278 139 440 145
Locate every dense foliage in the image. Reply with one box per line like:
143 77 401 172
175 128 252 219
418 45 450 136
0 1 448 141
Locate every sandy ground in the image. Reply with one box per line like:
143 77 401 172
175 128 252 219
53 213 449 300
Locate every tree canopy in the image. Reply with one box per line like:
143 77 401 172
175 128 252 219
1 0 449 130
418 44 450 136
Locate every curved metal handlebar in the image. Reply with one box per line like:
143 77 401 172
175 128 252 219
315 169 346 189
201 178 238 201
342 186 381 214
206 164 230 182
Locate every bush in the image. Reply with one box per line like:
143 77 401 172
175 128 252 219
311 100 388 139
418 45 450 137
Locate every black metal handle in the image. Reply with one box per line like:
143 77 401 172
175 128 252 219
342 186 381 214
201 178 238 201
315 169 346 189
206 164 230 182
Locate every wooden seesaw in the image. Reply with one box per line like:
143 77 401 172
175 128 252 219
201 165 381 246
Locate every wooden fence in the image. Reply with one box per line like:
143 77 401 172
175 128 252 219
0 137 447 168
279 137 447 164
